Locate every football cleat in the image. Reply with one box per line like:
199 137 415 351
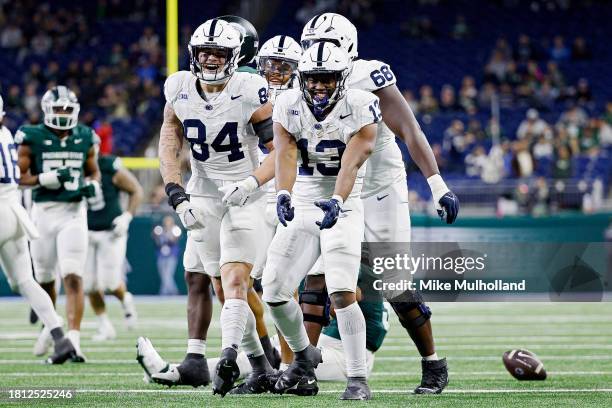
212 357 240 397
123 292 138 330
33 326 53 357
273 345 322 395
414 358 448 394
229 371 276 395
340 377 371 400
92 319 117 341
152 356 210 388
45 337 77 365
284 374 319 396
136 337 170 383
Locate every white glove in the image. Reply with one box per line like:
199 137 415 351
111 212 133 236
218 175 259 207
175 201 205 230
38 168 71 190
427 174 450 211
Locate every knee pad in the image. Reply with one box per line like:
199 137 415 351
390 300 432 330
299 288 331 327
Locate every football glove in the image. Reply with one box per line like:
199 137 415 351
218 175 259 207
79 179 101 199
314 195 346 230
276 190 294 227
112 212 133 236
38 168 72 189
165 182 205 230
427 174 459 224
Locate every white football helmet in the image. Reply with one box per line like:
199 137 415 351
299 42 350 113
301 13 358 60
257 35 302 102
41 86 80 130
189 18 242 85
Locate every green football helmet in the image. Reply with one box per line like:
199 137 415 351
218 15 259 66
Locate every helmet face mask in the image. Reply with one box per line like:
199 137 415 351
41 86 80 130
257 35 302 103
189 19 242 85
298 42 349 118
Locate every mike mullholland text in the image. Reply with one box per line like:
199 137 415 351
373 279 527 292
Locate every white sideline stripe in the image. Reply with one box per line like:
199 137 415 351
4 344 612 353
4 371 612 378
70 389 612 395
3 355 612 364
7 343 612 353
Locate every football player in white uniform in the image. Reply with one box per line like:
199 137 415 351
0 94 77 364
299 13 458 394
156 18 276 395
260 42 378 400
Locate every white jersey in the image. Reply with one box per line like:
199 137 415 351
0 126 20 200
346 59 406 198
164 70 269 193
273 88 379 204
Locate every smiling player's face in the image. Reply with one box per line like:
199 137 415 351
197 47 227 75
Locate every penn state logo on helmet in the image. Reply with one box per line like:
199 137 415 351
257 35 302 102
41 86 80 130
301 13 358 60
298 42 350 117
218 15 259 66
188 18 242 84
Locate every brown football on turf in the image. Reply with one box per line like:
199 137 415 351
502 349 547 380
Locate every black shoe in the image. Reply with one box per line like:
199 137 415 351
414 358 448 394
284 374 319 396
45 338 76 365
266 346 281 370
229 371 276 395
29 308 39 325
273 346 322 394
153 356 210 388
212 357 240 397
340 377 371 400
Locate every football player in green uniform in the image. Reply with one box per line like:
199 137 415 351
85 153 143 340
16 86 101 362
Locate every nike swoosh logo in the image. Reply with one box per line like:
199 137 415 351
231 95 242 100
74 139 82 144
376 194 389 201
516 352 533 359
307 379 316 385
340 113 351 120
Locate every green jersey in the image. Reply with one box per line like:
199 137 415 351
88 155 123 231
15 124 97 203
322 264 389 352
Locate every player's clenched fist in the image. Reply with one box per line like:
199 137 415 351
218 175 259 207
38 167 72 189
165 182 205 230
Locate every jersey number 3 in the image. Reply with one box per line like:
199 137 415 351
183 119 245 162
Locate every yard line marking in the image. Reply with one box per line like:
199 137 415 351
69 388 612 395
4 370 612 378
2 355 612 364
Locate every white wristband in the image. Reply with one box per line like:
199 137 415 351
38 171 61 189
277 189 291 198
331 194 344 205
427 174 450 203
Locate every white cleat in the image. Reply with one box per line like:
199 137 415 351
66 330 87 363
151 364 181 386
33 326 53 357
136 337 170 383
123 292 138 330
92 321 117 341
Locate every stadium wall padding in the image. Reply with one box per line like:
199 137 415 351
0 213 610 296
